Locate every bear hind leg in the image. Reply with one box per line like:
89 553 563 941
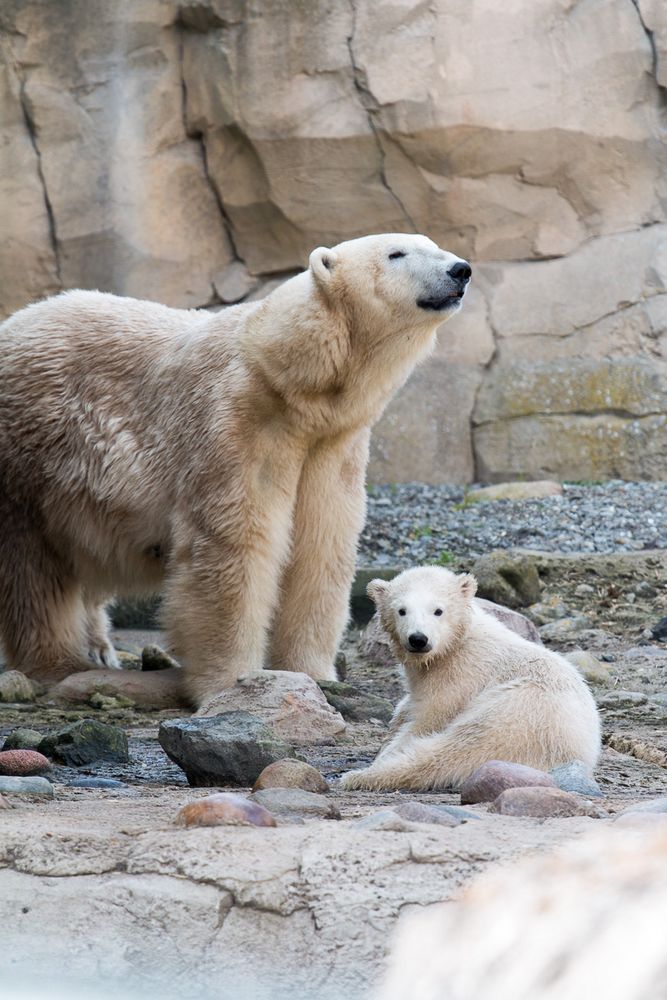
0 520 93 683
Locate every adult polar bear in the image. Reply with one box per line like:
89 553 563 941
0 234 470 706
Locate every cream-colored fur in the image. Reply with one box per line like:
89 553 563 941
340 566 601 790
0 235 470 706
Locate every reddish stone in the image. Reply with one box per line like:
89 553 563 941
489 786 605 818
0 749 51 776
460 760 556 805
176 792 277 828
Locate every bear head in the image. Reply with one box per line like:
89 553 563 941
368 566 477 663
309 233 471 334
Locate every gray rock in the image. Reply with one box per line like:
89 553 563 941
489 786 606 818
66 777 127 789
2 728 43 751
616 796 667 817
526 596 570 625
597 690 648 709
0 775 54 797
471 552 541 609
461 760 556 805
635 581 657 598
539 616 591 641
159 711 297 787
550 760 603 798
251 787 340 820
393 802 479 827
317 680 394 724
353 809 423 833
0 671 38 703
39 719 129 766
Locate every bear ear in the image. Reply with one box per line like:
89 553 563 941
367 579 389 604
309 246 339 286
459 573 477 599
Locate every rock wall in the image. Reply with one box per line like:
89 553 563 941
1 0 666 482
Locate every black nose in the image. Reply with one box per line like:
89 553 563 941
448 261 471 283
408 632 428 651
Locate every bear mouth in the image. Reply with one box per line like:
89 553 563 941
417 292 464 311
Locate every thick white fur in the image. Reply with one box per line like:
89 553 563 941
0 235 468 706
340 566 601 791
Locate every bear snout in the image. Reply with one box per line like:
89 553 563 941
407 631 431 652
416 259 471 312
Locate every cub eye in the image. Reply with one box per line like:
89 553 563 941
388 251 406 260
434 608 443 616
398 608 406 616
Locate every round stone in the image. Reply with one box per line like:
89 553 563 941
460 760 556 805
0 749 51 776
253 759 330 793
176 792 277 828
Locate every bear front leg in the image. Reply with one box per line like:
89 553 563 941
269 429 370 681
165 473 298 707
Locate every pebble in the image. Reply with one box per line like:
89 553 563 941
159 711 297 786
574 583 595 596
176 792 277 828
251 787 341 820
39 719 129 766
317 680 393 724
0 671 38 703
253 759 329 794
359 481 667 564
0 775 54 797
0 749 51 776
471 551 542 609
635 581 657 598
489 786 605 818
564 650 612 685
460 761 556 805
549 760 603 798
2 728 43 751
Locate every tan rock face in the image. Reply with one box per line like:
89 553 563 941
1 0 666 482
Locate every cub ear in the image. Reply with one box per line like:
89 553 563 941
459 573 477 599
309 246 339 285
367 579 389 605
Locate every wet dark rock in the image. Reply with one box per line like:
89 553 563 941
651 617 667 642
159 712 297 786
471 552 541 609
2 728 43 751
39 719 129 766
317 680 393 724
460 760 556 805
66 777 127 789
141 644 180 671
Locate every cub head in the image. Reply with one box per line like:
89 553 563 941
309 233 471 336
368 566 477 663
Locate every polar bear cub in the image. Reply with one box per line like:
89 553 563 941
340 566 601 791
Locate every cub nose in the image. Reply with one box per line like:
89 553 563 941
448 260 472 284
408 632 429 651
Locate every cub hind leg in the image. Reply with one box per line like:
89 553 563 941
0 505 93 683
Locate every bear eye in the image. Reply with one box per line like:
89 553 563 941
434 608 443 616
398 608 406 616
388 251 406 260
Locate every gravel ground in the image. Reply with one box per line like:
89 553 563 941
360 481 667 567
